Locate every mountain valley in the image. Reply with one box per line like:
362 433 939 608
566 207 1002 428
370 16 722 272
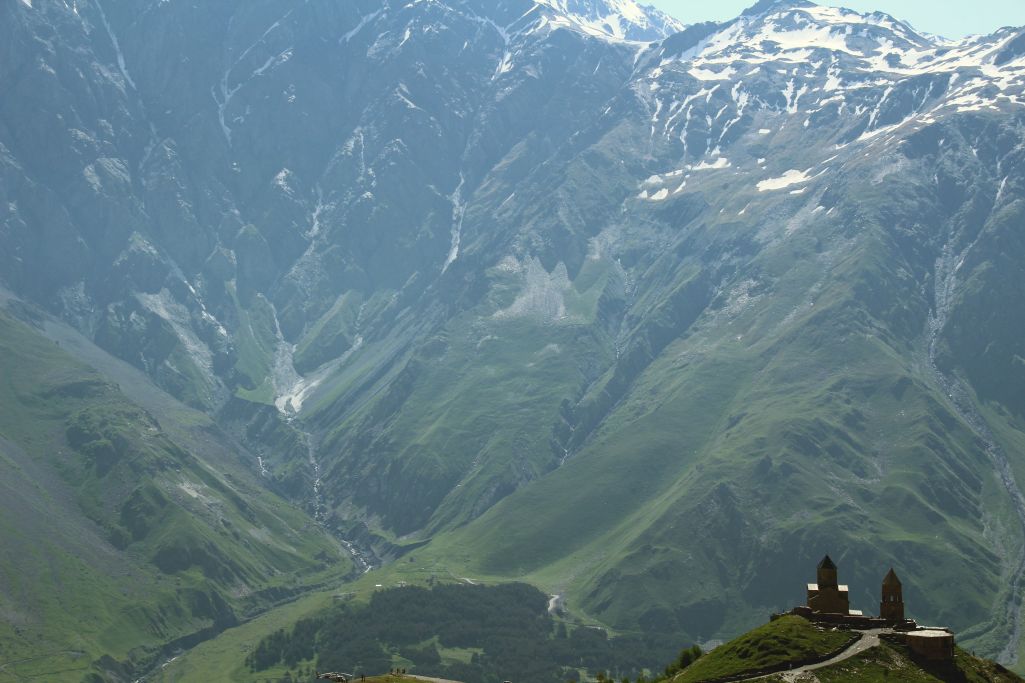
2 0 1025 679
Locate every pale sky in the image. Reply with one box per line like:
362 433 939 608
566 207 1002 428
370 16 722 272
645 1 1025 39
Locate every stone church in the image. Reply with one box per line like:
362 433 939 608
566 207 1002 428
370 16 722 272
804 554 905 622
779 555 954 661
806 555 862 616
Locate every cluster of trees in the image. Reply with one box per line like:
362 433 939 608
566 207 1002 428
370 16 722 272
658 645 703 680
247 583 701 683
589 642 702 683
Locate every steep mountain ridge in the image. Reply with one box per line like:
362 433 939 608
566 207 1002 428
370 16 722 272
3 0 1025 671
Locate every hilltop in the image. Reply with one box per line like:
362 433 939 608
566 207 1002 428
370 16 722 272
672 615 1024 683
667 555 1025 681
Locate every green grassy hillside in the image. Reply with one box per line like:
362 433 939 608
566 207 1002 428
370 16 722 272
763 641 1024 683
665 615 1023 683
0 307 351 682
673 616 852 682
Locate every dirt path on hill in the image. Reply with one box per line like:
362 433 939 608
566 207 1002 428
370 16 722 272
743 629 889 682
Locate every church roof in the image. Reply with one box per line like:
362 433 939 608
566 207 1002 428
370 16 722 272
818 555 837 570
883 568 902 587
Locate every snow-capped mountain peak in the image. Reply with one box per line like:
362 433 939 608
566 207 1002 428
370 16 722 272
532 0 685 42
700 2 935 65
651 1 1025 98
634 1 1025 181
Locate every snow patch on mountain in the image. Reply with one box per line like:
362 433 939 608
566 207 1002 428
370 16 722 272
533 0 684 42
694 157 731 170
758 169 812 191
638 154 734 200
341 9 383 44
95 0 136 90
443 174 466 273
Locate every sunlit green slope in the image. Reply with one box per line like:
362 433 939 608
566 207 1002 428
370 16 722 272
0 307 351 681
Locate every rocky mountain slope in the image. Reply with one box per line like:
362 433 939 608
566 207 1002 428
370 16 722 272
3 0 1025 672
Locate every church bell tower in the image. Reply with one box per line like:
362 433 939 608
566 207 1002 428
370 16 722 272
880 568 905 622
